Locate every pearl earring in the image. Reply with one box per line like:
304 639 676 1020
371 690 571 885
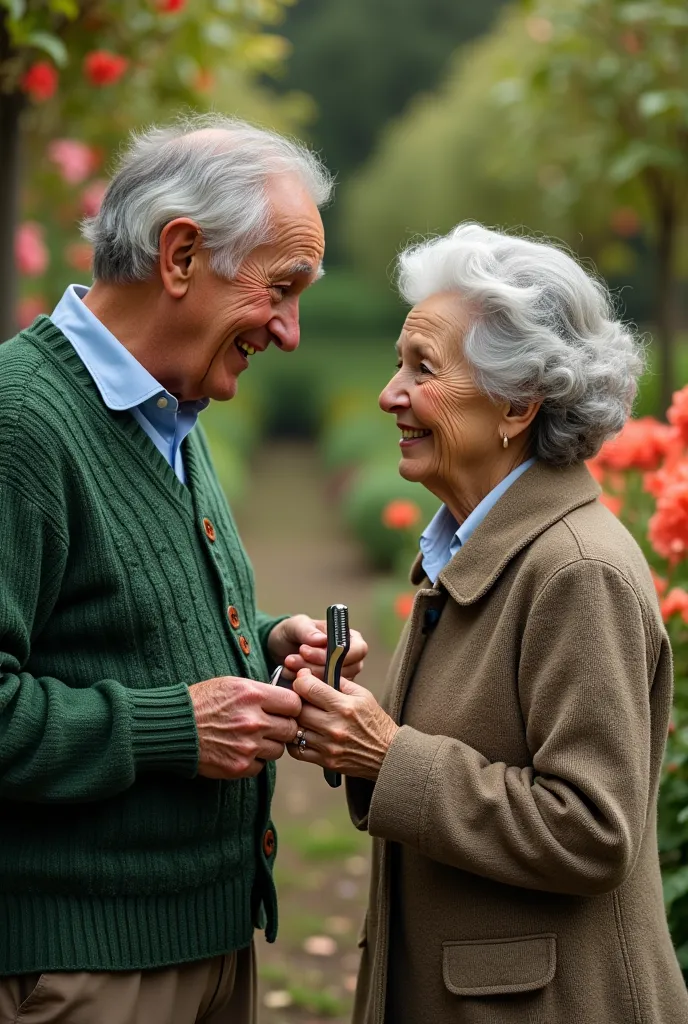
502 434 509 449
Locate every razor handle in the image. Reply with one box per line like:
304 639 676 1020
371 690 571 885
324 603 350 788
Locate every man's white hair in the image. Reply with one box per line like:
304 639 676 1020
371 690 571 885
82 113 333 283
396 222 645 465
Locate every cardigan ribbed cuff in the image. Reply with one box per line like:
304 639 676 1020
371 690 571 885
125 684 199 777
368 725 446 846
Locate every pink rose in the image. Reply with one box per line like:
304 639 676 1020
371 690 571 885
48 139 97 185
81 179 108 217
15 222 49 277
16 296 48 328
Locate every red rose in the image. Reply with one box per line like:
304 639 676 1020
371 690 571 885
394 593 415 620
84 51 128 87
21 62 58 102
382 499 422 530
156 0 186 10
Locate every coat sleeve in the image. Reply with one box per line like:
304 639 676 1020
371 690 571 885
0 482 199 803
367 559 658 895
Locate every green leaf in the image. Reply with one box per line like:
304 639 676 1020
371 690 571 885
490 77 524 107
24 30 68 67
0 0 26 20
617 3 664 24
662 865 688 909
675 942 688 969
202 19 237 47
638 91 674 119
609 141 682 183
47 0 79 17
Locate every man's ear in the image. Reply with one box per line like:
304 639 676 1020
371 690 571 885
159 218 203 298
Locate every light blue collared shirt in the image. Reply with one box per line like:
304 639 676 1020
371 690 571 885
420 458 536 585
50 284 208 484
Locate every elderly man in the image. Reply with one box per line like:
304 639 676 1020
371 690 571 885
0 115 367 1024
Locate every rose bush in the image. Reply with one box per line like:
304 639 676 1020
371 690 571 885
587 387 688 974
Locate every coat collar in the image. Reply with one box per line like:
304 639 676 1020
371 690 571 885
410 460 601 604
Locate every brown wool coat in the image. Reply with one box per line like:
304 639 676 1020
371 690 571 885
347 460 688 1024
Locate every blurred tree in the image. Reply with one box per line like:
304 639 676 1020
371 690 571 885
342 0 687 406
341 9 607 278
521 0 688 413
0 0 307 341
268 0 508 179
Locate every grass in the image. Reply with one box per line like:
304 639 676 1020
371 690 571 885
287 984 347 1017
277 812 369 862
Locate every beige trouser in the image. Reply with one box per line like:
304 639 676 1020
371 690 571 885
0 944 255 1024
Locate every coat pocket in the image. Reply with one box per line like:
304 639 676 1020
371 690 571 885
442 934 556 997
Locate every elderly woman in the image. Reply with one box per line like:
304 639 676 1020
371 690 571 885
289 223 688 1023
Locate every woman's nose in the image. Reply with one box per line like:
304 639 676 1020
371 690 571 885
379 376 409 413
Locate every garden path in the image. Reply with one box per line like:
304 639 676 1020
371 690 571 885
236 440 391 1024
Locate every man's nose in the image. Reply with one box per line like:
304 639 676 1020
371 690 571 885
269 301 300 352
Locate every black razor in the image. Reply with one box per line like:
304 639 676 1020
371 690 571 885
324 603 350 788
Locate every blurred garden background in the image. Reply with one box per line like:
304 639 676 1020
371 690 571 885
2 0 688 1019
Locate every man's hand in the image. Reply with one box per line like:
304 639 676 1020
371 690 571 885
287 669 399 781
268 614 369 681
189 676 302 779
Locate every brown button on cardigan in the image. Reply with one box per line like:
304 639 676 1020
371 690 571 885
347 460 688 1024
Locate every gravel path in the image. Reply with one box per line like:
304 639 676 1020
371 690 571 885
236 440 391 1023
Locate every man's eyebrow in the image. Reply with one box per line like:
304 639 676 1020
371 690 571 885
284 261 324 278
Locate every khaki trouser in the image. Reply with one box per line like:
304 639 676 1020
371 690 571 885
0 944 255 1024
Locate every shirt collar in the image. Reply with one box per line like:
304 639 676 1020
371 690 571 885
412 459 601 602
420 458 537 584
50 284 207 415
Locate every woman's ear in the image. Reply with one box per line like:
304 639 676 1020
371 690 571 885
158 218 203 298
501 400 542 441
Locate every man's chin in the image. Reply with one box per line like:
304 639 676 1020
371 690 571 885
207 376 239 402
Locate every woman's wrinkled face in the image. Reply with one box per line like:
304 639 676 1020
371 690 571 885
379 292 505 501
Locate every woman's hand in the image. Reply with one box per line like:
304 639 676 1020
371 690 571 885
287 668 399 781
267 615 368 681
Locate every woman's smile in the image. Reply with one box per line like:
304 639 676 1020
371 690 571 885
398 422 433 448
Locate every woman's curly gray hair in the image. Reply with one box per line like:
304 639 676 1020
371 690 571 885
396 223 645 466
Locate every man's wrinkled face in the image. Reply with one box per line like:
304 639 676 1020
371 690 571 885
379 292 504 501
171 174 325 402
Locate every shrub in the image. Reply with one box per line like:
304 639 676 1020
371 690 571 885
342 460 439 571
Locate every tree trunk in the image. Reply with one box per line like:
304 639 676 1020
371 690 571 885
0 16 24 342
654 190 677 416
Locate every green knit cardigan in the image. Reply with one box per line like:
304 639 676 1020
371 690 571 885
0 318 284 973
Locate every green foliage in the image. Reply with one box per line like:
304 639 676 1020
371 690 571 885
286 983 346 1017
297 269 403 342
341 0 688 350
634 332 688 417
658 598 688 972
279 817 367 861
342 7 604 276
268 0 509 180
5 0 314 321
342 460 439 571
202 394 267 505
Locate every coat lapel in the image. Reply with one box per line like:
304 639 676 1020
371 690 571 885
411 461 601 604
